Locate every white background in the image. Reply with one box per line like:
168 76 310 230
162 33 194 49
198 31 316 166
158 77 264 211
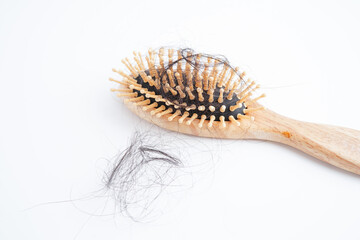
1 0 360 239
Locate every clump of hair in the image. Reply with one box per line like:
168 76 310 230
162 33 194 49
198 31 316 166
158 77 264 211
104 131 183 221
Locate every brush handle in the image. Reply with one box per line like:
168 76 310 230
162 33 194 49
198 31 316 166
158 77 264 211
250 109 360 175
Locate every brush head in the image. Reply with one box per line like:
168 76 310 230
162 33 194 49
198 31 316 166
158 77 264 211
110 48 265 130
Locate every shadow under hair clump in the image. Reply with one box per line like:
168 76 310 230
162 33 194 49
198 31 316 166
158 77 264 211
104 131 183 221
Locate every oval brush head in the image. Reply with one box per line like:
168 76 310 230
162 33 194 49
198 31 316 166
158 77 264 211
110 48 265 129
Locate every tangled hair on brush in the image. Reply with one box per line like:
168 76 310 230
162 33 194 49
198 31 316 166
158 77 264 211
159 48 235 84
104 131 183 220
155 47 249 120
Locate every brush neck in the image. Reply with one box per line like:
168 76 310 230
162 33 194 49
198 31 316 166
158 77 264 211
247 108 360 175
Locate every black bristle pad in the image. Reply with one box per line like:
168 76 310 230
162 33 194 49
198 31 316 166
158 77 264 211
134 72 246 121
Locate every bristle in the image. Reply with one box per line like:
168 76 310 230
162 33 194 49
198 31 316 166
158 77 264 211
168 49 174 66
109 77 128 86
173 102 180 109
197 88 204 102
153 95 167 103
186 113 198 125
124 95 144 103
237 113 255 121
135 99 151 106
227 79 241 100
198 115 207 128
247 93 266 105
217 65 229 88
111 88 132 92
165 100 173 106
177 50 183 74
139 89 155 96
156 108 173 118
167 70 176 87
178 111 190 123
117 92 137 98
129 84 142 91
185 104 196 111
207 77 215 94
176 86 186 98
143 102 158 111
112 69 137 83
217 88 224 103
151 59 160 80
175 72 184 89
133 54 145 72
145 56 156 78
237 81 256 97
154 76 161 90
185 52 192 79
156 65 163 76
203 72 209 91
125 78 140 86
229 115 240 126
243 107 264 114
209 61 219 88
229 102 242 112
150 105 166 115
193 54 202 76
209 105 215 112
238 82 259 103
198 105 206 111
195 72 202 89
168 110 181 121
138 70 151 84
202 62 209 78
208 115 216 128
211 69 219 89
161 75 169 93
158 48 165 72
148 48 154 59
237 92 253 105
138 52 145 70
145 93 158 99
165 83 178 96
224 67 239 92
219 116 226 128
209 59 217 77
202 60 211 90
185 87 195 100
122 58 139 77
187 73 194 91
208 89 214 102
220 105 226 113
194 54 202 70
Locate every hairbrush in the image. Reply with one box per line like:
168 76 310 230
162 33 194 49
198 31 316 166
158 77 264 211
110 48 360 175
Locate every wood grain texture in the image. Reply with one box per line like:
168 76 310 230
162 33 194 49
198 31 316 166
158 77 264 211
125 101 360 175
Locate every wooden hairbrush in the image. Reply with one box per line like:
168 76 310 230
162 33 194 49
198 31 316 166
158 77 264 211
110 48 360 175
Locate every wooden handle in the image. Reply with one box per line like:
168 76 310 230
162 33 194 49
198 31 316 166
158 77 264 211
249 109 360 175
